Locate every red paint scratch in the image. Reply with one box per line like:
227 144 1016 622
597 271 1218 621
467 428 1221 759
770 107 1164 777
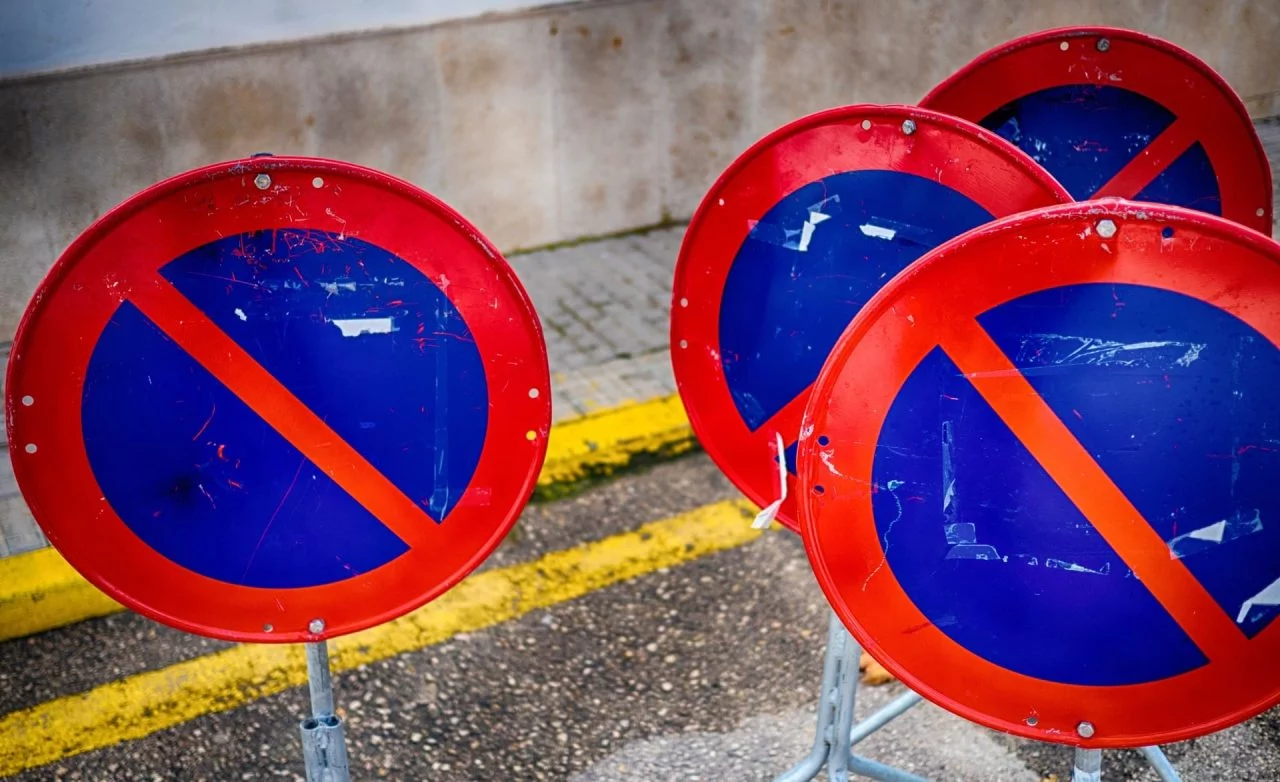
193 403 217 441
241 459 306 579
432 330 475 344
216 444 228 461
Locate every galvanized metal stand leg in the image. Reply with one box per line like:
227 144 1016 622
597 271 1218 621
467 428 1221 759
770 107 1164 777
774 612 929 782
774 613 845 782
1138 746 1182 782
1072 748 1102 782
825 623 860 782
299 641 351 782
841 635 930 782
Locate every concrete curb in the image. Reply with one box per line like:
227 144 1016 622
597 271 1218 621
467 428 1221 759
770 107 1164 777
0 394 696 642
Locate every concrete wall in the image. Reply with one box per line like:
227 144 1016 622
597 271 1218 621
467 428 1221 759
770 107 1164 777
0 0 544 78
2 0 1280 342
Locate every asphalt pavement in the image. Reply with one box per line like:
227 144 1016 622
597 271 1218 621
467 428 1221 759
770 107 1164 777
3 453 1279 781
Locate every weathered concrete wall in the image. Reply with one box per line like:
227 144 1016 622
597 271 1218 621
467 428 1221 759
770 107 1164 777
2 0 1280 342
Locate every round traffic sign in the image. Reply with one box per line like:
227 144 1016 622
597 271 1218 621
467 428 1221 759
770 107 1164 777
6 157 551 643
671 105 1070 532
799 198 1280 747
921 26 1272 233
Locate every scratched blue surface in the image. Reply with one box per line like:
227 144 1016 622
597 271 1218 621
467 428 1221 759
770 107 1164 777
83 303 410 588
161 230 487 523
82 230 488 588
980 84 1221 214
867 283 1280 684
719 170 993 467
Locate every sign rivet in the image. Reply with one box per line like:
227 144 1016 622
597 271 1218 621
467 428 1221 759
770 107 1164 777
1077 721 1096 738
902 119 917 135
1096 219 1117 238
254 173 272 190
1096 38 1111 52
308 618 325 634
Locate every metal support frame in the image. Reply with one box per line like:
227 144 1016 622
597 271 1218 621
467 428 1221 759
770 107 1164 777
300 641 351 782
776 611 1184 782
774 613 929 782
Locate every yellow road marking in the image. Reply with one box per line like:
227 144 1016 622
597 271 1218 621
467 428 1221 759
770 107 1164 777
537 393 694 495
0 394 696 642
0 499 762 777
0 547 123 640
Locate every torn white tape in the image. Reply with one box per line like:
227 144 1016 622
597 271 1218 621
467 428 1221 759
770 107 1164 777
330 317 396 337
1237 576 1280 624
859 222 897 241
752 432 788 529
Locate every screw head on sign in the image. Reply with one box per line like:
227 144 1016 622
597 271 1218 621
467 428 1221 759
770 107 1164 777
1095 219 1117 239
254 173 272 190
308 618 325 634
901 119 917 136
1096 38 1111 52
1076 721 1096 738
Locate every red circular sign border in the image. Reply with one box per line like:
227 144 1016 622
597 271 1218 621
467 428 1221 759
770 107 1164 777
921 25 1273 234
798 198 1280 747
670 104 1071 533
5 157 552 644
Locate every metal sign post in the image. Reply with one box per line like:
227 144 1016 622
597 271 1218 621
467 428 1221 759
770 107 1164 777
776 612 1181 782
774 613 927 782
300 639 350 782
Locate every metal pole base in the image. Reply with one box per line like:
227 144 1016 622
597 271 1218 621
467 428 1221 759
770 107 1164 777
301 640 351 782
1073 748 1102 782
300 714 351 782
773 612 929 782
774 611 1184 782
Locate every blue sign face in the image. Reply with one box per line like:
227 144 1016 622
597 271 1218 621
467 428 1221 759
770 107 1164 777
718 170 995 474
981 85 1221 214
872 282 1280 685
82 230 488 588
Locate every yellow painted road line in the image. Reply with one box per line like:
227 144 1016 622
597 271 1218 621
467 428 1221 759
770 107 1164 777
0 499 762 777
0 547 123 640
536 393 694 495
0 394 696 642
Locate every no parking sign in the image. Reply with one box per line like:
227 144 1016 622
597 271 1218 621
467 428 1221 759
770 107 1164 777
799 199 1280 747
6 157 551 643
670 106 1069 532
922 26 1272 232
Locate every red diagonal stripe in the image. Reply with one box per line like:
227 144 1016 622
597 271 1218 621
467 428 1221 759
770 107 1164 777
1092 118 1197 200
125 272 439 548
747 383 814 453
939 317 1248 662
